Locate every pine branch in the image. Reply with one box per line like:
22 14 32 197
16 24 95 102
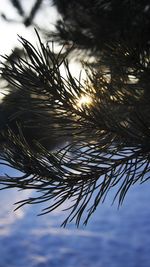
0 31 150 225
10 0 24 16
51 0 150 54
24 0 43 26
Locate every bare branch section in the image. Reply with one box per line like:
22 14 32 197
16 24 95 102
0 32 150 225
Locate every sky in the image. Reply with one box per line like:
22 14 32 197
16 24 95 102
0 0 58 54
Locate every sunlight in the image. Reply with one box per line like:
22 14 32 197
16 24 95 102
76 94 92 109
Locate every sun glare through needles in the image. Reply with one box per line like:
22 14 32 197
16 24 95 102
76 94 93 109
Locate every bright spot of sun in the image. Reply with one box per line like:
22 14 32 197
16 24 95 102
76 94 92 109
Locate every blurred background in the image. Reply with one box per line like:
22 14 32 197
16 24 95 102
0 1 150 266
